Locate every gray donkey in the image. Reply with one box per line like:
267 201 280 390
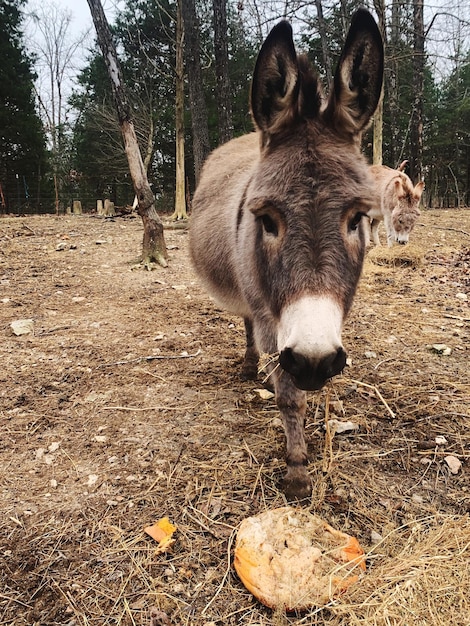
190 10 384 499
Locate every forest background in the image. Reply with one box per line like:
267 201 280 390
1 0 469 216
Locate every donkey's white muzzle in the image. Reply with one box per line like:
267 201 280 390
277 296 346 390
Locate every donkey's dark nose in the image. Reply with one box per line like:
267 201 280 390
279 347 347 391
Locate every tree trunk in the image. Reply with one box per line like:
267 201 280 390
314 0 333 87
212 0 233 144
181 0 210 185
411 0 424 184
172 0 187 220
372 0 385 166
389 0 400 166
86 0 167 268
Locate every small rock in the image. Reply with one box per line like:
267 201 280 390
429 344 452 356
455 292 468 301
48 442 60 453
327 419 359 434
364 351 377 359
55 241 67 251
435 436 448 445
255 388 275 400
370 530 383 544
11 319 34 336
444 455 462 474
87 474 99 487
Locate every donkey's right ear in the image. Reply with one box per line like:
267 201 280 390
250 21 299 143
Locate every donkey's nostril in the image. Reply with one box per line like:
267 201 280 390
279 347 309 379
319 347 347 380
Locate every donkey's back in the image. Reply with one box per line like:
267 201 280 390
190 10 384 500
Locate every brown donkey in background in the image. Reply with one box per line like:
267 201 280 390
368 162 425 246
190 10 384 499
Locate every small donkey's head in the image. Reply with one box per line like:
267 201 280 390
243 10 383 390
391 175 425 244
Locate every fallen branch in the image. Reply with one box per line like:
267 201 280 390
443 313 470 322
102 404 197 411
100 348 201 367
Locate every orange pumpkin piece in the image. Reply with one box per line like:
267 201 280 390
234 507 366 611
144 517 177 553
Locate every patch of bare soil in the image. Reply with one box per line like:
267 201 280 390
1 210 469 625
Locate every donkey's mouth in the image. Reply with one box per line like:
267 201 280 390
279 347 347 391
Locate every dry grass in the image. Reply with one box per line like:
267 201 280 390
0 209 469 625
366 242 425 268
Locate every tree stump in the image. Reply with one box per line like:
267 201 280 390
104 199 115 216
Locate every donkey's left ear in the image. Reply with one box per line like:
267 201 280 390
250 20 299 142
324 9 384 137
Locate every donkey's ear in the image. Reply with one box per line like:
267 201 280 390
251 21 299 142
324 9 383 137
394 178 404 197
414 180 425 200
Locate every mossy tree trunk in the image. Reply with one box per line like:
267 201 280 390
86 0 168 268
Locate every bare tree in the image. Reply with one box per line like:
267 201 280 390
411 0 424 183
28 1 88 212
314 0 333 86
372 0 385 166
87 0 168 268
172 0 187 220
181 0 210 184
213 0 233 144
389 0 401 167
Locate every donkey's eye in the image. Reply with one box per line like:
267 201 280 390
349 212 365 232
261 214 278 236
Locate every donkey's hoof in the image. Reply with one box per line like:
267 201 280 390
240 365 258 381
281 467 312 501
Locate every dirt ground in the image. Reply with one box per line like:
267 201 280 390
1 209 469 626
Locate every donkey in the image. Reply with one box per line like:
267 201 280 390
189 10 384 499
368 163 425 246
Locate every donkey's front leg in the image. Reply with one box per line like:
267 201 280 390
370 218 381 246
384 213 396 247
274 370 312 500
240 318 260 381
